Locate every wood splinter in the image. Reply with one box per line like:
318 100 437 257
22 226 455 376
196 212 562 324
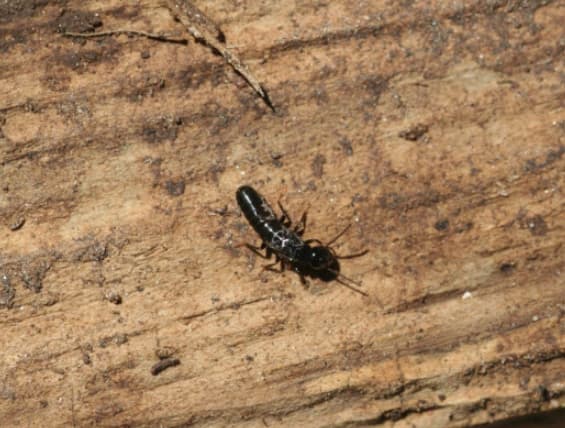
165 0 275 111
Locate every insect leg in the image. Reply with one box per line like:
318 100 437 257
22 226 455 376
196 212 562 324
277 201 293 228
243 243 272 259
298 274 310 288
263 255 285 272
294 210 308 236
234 240 266 249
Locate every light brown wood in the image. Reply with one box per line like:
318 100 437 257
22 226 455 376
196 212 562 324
1 1 563 427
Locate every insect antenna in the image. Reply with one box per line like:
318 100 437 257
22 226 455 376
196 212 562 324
326 224 352 246
327 268 368 297
327 226 369 260
335 249 369 259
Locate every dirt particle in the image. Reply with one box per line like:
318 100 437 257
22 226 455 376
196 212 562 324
339 137 354 156
9 216 25 231
104 290 122 305
523 215 548 236
80 343 94 364
434 219 449 231
499 262 516 274
537 385 550 402
0 273 15 309
24 99 40 113
311 154 326 178
399 124 429 141
271 152 283 168
150 358 180 376
142 116 181 144
155 346 177 360
165 179 185 196
98 333 128 348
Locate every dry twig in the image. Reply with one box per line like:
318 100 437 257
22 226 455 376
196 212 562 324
63 30 187 44
164 0 274 111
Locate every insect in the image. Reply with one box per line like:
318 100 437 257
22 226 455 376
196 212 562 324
236 185 368 296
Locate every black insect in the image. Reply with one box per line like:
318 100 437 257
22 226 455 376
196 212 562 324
236 185 368 296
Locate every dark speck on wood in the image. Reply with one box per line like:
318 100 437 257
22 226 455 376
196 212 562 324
165 179 186 196
399 124 429 141
311 154 326 178
434 219 449 231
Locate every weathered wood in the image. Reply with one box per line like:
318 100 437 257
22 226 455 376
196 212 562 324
1 1 563 427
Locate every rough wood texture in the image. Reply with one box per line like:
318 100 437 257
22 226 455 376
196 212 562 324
1 1 564 427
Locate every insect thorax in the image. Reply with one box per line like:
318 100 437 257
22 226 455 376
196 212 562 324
267 227 304 261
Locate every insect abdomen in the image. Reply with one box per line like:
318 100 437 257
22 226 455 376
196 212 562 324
236 185 303 262
236 186 276 227
236 185 277 232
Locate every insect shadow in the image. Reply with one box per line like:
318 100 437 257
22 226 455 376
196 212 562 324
236 185 368 296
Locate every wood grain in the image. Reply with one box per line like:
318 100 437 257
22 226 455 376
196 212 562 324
0 1 563 426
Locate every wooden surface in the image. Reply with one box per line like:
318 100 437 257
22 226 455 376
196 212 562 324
1 1 564 426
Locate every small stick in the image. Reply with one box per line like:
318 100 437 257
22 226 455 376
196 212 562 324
63 30 187 44
165 0 274 111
